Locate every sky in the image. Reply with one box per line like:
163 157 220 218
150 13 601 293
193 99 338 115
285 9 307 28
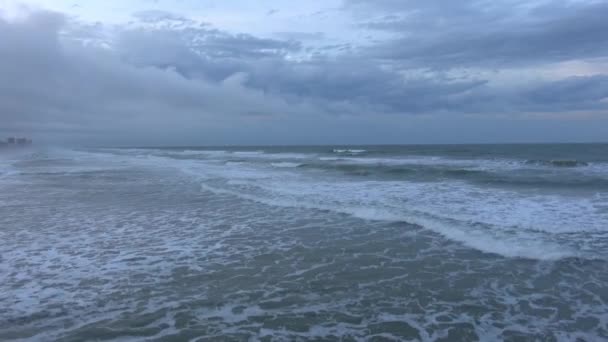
1 0 607 145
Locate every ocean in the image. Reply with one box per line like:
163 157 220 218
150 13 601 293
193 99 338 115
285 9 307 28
1 144 607 341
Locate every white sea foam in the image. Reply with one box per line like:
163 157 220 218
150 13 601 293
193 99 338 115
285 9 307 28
232 151 265 156
231 152 313 160
3 147 608 341
319 154 608 175
327 155 518 170
198 181 584 260
61 148 608 260
333 149 367 154
188 161 605 260
271 162 303 168
174 150 227 157
0 165 18 180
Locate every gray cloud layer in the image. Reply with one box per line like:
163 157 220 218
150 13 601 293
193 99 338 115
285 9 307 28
351 0 608 68
1 1 607 144
0 11 311 143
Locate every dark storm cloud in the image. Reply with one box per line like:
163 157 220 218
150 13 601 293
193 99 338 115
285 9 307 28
348 0 608 68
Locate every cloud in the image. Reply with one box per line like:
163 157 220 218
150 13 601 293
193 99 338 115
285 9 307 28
132 10 190 24
522 75 608 111
0 3 607 145
0 10 311 144
348 0 608 68
273 31 325 41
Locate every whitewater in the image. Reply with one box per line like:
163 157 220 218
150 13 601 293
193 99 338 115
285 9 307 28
1 144 607 341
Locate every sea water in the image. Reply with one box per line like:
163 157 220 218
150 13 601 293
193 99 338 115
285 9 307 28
1 144 607 340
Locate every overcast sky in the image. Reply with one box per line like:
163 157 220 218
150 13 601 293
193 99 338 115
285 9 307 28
1 0 607 145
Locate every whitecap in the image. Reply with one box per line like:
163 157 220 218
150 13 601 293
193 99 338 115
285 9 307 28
271 162 302 168
333 149 367 154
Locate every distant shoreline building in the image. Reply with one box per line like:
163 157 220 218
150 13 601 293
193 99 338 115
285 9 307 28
0 137 33 148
